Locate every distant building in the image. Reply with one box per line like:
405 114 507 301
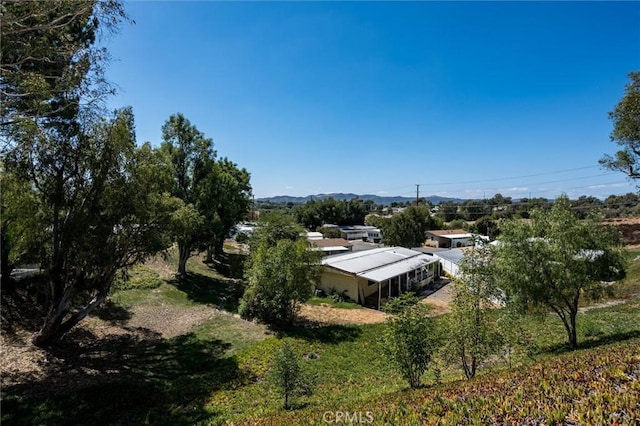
309 238 353 256
339 225 383 243
425 229 474 248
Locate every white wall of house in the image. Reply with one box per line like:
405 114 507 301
319 270 360 302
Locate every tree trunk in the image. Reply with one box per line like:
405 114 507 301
32 281 72 347
569 311 578 350
214 238 225 258
1 222 14 293
204 245 214 264
177 242 190 276
32 279 110 347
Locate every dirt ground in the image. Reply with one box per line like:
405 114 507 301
0 300 222 392
299 304 389 324
605 217 640 247
299 281 455 325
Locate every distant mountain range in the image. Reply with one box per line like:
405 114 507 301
256 193 465 205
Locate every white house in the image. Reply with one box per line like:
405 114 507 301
320 247 440 310
339 225 383 243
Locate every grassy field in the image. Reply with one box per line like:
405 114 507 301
2 249 640 425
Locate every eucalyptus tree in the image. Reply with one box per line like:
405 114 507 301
0 0 177 347
4 108 177 346
198 158 251 262
160 113 216 275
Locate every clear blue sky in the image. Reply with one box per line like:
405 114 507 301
105 1 640 200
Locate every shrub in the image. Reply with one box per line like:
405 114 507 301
380 304 439 388
113 266 163 291
383 292 420 315
267 341 315 409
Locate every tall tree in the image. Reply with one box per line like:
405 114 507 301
198 158 251 262
494 196 625 349
5 108 177 346
160 113 215 275
600 71 640 179
0 1 175 346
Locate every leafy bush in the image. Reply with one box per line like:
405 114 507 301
328 288 352 304
380 304 440 388
113 266 163 291
383 292 420 314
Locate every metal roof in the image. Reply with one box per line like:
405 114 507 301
322 247 438 282
439 233 473 239
434 249 465 264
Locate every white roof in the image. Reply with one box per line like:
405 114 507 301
318 246 351 252
434 249 465 264
307 232 323 240
440 233 473 239
322 247 438 283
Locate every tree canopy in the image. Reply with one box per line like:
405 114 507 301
600 71 640 179
493 196 626 349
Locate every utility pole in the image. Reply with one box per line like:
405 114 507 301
416 184 420 206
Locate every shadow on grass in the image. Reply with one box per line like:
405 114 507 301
544 329 640 355
1 327 238 425
206 253 247 280
168 272 234 307
277 320 362 344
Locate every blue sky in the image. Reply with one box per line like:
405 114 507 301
105 1 640 200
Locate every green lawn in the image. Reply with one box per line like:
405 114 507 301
3 248 640 425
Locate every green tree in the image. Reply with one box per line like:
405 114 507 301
0 1 178 346
380 304 439 388
316 226 341 239
5 109 177 346
160 113 216 275
472 216 500 240
600 71 640 179
240 214 321 326
0 0 127 127
380 206 433 247
267 341 313 410
198 158 251 262
443 248 502 379
494 196 626 349
437 202 458 222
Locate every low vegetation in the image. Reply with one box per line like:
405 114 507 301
3 245 640 425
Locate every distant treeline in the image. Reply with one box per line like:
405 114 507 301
257 192 640 230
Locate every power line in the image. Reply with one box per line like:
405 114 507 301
370 165 604 194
